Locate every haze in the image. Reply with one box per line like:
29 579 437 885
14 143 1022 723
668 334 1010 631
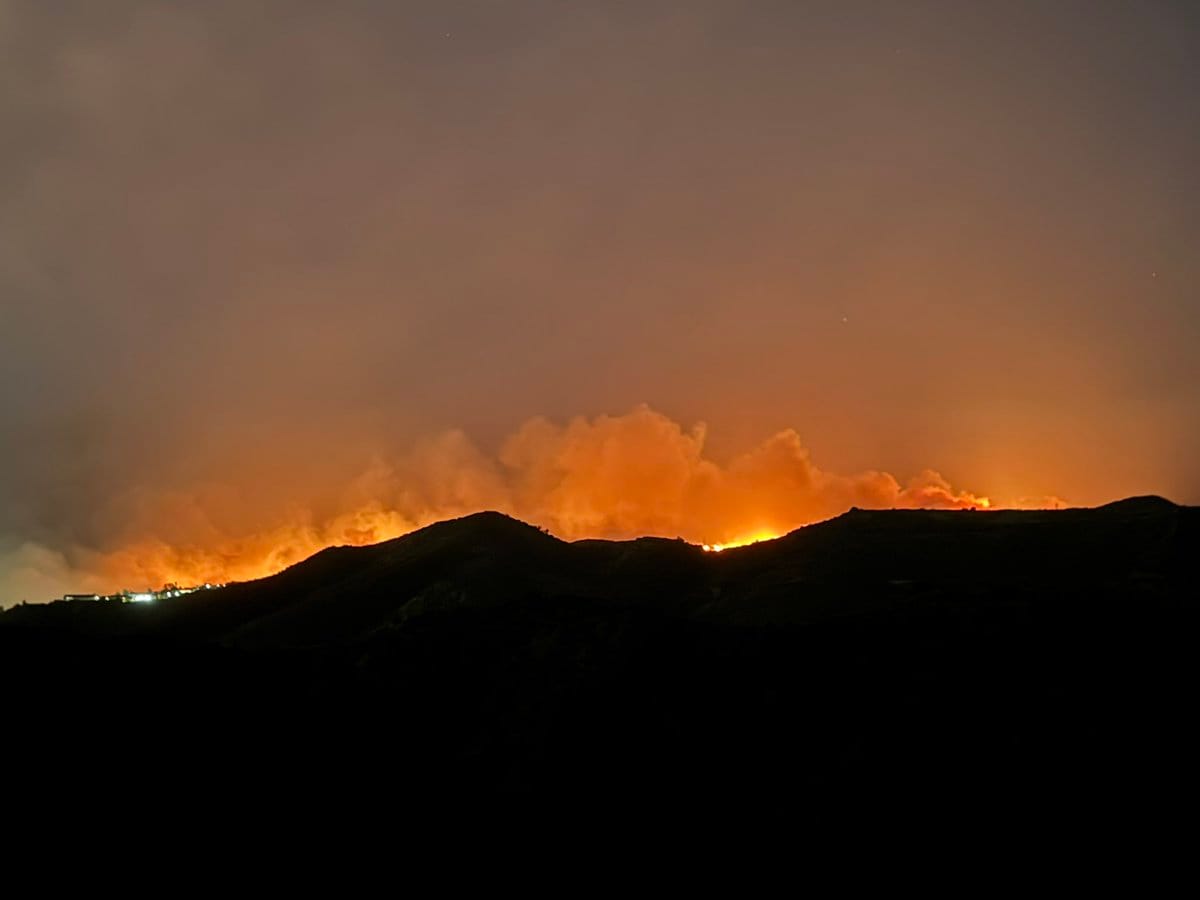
2 1 1197 602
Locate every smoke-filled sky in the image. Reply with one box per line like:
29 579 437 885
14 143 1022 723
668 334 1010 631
2 1 1198 603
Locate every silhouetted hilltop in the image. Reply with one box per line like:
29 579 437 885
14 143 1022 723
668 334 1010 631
5 499 1195 642
704 497 1194 622
190 510 573 648
3 498 1196 811
1096 494 1178 513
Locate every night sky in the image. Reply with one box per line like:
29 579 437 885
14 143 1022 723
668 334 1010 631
3 1 1198 602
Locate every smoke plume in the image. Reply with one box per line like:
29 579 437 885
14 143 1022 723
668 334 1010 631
0 406 995 605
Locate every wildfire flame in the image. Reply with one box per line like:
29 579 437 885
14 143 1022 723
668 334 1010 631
701 530 783 552
0 406 1064 603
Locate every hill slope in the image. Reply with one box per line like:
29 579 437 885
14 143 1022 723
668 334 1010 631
2 499 1196 808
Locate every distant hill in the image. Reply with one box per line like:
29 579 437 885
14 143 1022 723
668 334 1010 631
3 498 1196 812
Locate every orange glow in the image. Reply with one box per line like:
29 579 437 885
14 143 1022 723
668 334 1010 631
702 530 781 552
15 407 1059 597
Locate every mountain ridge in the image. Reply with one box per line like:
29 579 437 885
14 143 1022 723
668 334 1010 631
5 497 1193 645
2 495 1195 806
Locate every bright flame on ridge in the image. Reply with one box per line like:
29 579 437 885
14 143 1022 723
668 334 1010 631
702 530 781 552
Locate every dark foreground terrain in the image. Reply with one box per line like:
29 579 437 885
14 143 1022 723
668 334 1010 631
3 497 1196 814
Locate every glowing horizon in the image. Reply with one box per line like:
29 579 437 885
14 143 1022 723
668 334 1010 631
3 5 1194 605
0 406 1078 603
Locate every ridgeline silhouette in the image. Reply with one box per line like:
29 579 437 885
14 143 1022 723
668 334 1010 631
4 498 1196 809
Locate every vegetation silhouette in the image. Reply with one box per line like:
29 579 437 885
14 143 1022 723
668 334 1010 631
3 498 1196 812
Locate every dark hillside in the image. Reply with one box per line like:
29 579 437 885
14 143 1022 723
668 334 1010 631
3 500 1196 812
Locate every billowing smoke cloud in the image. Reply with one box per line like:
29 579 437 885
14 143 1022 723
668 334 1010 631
500 407 988 540
5 3 1185 606
0 406 994 605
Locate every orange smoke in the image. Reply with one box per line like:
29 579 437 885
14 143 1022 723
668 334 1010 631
4 406 1030 601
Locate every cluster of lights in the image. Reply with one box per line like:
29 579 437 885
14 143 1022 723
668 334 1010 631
63 583 223 604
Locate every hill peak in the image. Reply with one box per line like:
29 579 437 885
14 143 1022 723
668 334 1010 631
445 509 529 527
388 509 562 552
433 509 551 534
1097 495 1177 513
